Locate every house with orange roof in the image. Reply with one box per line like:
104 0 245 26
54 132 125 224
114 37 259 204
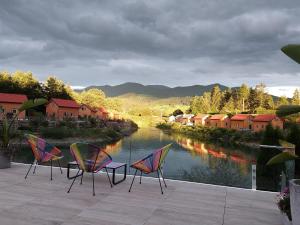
193 114 210 126
79 104 96 119
252 114 283 132
46 98 80 120
230 114 254 130
207 114 230 128
0 93 28 120
95 107 109 120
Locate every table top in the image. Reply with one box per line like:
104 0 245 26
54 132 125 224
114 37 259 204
68 161 126 169
105 161 126 169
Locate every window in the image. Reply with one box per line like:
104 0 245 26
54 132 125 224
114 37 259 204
64 112 67 116
12 109 17 114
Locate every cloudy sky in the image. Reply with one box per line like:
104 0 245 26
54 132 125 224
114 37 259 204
1 0 300 95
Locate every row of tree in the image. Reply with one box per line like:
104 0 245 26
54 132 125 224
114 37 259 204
190 83 300 114
0 71 106 109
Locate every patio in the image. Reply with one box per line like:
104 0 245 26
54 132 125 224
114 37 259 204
0 163 281 225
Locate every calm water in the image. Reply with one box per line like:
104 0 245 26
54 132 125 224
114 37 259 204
13 128 264 189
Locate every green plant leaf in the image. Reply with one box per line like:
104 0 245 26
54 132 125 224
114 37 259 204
18 98 48 112
276 105 300 117
281 44 300 64
267 152 299 166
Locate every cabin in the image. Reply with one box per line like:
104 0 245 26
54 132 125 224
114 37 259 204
180 114 194 125
46 98 80 120
168 115 176 122
230 114 254 130
0 93 28 120
79 104 96 119
95 107 109 120
193 114 210 126
208 114 230 128
252 114 283 132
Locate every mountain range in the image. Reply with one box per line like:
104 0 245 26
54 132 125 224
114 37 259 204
83 82 228 98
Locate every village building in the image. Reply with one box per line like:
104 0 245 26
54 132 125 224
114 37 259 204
252 114 283 132
0 93 28 120
208 114 230 128
193 114 210 126
168 115 176 122
46 98 80 120
175 114 183 123
230 114 254 130
95 107 109 120
79 104 96 119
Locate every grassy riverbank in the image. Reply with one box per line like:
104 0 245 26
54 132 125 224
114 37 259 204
156 122 262 146
11 120 138 146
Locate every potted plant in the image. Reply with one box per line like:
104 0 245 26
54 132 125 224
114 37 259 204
0 98 47 168
277 187 292 225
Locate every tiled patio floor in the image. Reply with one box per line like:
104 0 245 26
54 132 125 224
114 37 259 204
0 163 281 225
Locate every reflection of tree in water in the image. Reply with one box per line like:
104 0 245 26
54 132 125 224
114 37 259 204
181 159 251 188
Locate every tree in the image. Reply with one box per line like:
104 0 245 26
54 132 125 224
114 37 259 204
238 84 250 111
172 109 183 116
80 88 106 108
263 95 275 110
292 89 300 105
255 83 266 108
45 76 71 99
220 96 235 113
277 96 290 107
210 85 222 112
248 88 260 113
219 88 232 111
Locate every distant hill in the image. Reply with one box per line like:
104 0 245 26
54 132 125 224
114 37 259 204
83 82 228 98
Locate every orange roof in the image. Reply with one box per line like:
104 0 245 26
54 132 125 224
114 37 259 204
98 106 108 113
81 104 97 112
194 114 209 119
230 114 252 121
210 114 228 120
51 98 80 108
0 93 27 103
253 114 278 122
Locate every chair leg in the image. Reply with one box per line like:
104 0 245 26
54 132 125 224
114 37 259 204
92 172 95 196
159 167 167 188
128 169 138 192
157 170 164 195
33 161 38 174
80 172 84 185
50 159 53 181
139 171 142 184
57 159 63 174
24 161 34 179
67 170 80 193
104 168 113 188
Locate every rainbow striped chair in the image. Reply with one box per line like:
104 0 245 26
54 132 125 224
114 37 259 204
68 143 113 196
129 143 172 194
24 134 64 180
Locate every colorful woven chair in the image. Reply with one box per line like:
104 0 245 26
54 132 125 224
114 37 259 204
68 143 113 196
24 134 64 180
129 143 172 194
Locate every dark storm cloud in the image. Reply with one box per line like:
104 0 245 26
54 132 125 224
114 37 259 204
0 0 300 88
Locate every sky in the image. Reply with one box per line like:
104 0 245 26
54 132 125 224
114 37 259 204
0 0 300 97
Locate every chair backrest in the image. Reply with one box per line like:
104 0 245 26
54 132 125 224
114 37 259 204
70 143 112 172
159 143 172 167
134 143 172 173
24 134 62 162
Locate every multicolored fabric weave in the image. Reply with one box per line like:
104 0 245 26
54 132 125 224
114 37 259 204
131 143 172 174
25 134 63 163
70 143 112 172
